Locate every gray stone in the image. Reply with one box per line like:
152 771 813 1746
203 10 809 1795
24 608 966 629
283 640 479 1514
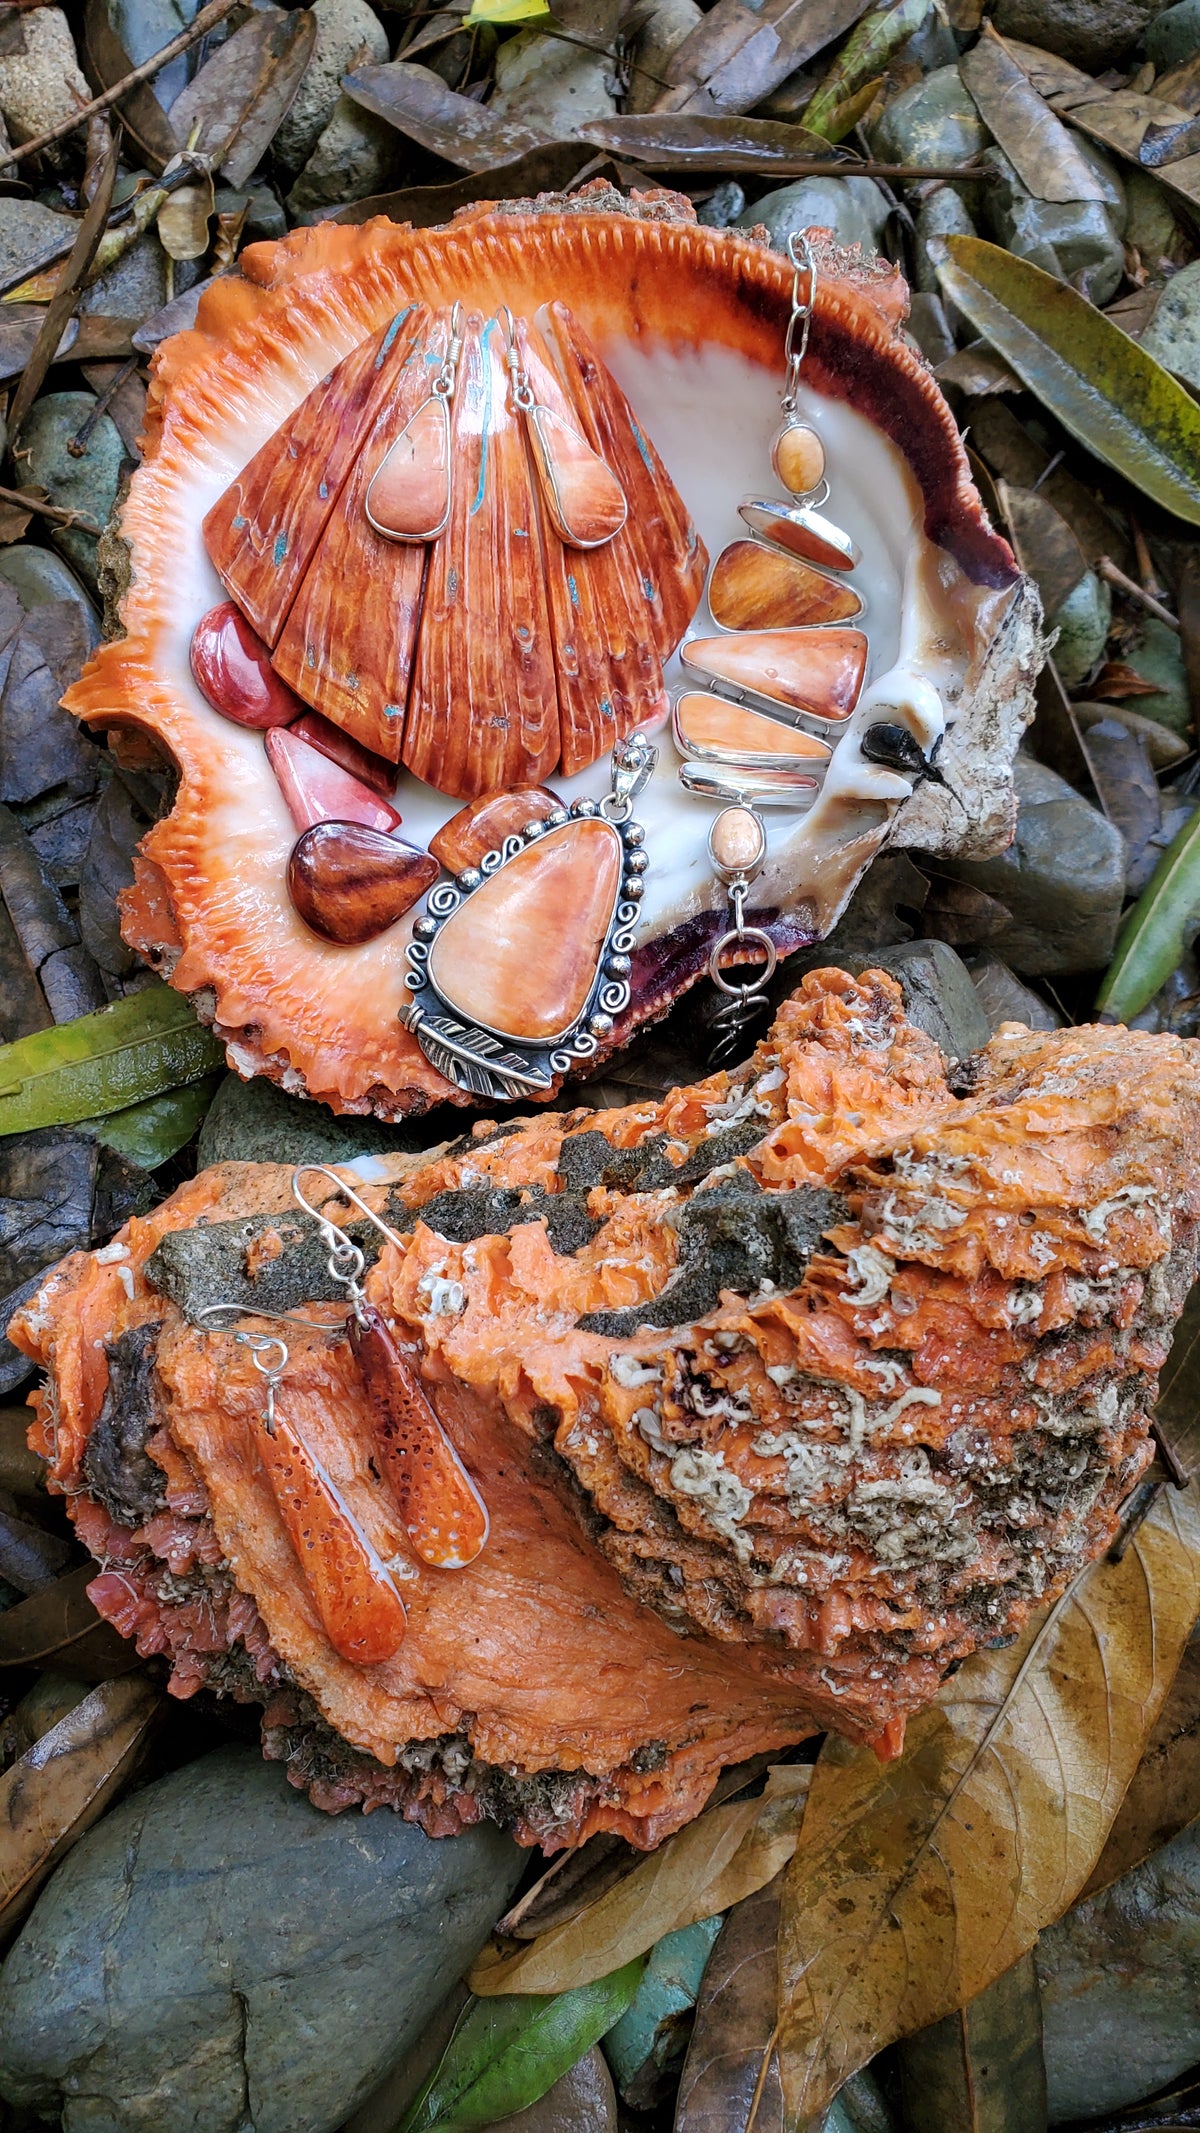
1117 613 1192 734
0 547 99 650
982 149 1124 306
16 394 126 599
110 0 198 110
842 940 991 1062
993 0 1168 68
78 230 169 320
869 66 989 172
489 28 619 130
940 753 1126 977
625 0 703 114
906 291 956 367
1075 699 1189 770
734 175 890 256
274 0 390 172
702 179 746 228
1125 169 1188 272
968 954 1062 1032
213 182 288 245
0 198 76 283
1038 1817 1200 2122
914 184 977 294
196 1069 441 1170
606 1915 723 2105
1048 569 1111 687
1141 257 1200 392
287 94 399 216
1146 0 1200 64
0 8 89 146
0 1745 524 2133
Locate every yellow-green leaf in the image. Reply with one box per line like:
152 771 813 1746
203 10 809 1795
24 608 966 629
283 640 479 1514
777 1484 1200 2129
936 235 1200 525
801 0 931 140
470 1764 810 1996
466 0 550 22
1096 805 1200 1024
0 985 225 1137
400 1961 644 2130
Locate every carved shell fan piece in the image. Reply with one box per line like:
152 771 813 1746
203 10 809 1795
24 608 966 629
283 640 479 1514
65 206 1041 1119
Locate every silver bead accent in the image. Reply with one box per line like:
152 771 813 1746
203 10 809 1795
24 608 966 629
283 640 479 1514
572 797 599 818
622 877 645 902
457 867 483 891
546 807 569 828
589 1011 615 1038
625 848 649 874
413 916 438 940
523 819 547 840
607 952 632 978
623 822 645 848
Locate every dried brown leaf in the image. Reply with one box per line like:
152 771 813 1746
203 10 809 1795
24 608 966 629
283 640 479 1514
0 1405 45 1498
0 1563 140 1676
470 1765 812 1996
896 1955 1047 2133
82 0 180 169
577 113 841 167
777 1485 1200 2129
157 170 215 261
674 1874 784 2133
961 27 1108 203
649 0 874 121
169 8 317 188
1055 90 1200 210
1156 51 1200 116
327 143 610 227
1001 483 1089 617
1002 37 1092 101
1082 1639 1200 1900
342 60 551 171
0 1674 160 1942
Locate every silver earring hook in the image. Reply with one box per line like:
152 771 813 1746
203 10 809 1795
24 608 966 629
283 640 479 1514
194 1301 344 1335
291 1164 409 1275
233 1329 288 1434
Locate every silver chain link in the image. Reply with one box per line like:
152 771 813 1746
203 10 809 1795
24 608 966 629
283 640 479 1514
780 230 817 416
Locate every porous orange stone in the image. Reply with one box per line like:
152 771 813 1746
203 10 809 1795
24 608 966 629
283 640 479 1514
772 422 826 496
287 823 437 944
682 629 868 722
708 542 863 632
429 817 622 1043
365 394 451 542
429 786 562 873
711 806 765 874
527 406 627 548
674 691 831 762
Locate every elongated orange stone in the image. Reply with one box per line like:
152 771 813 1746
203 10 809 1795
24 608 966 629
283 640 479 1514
429 785 561 873
351 1305 488 1569
739 498 858 575
674 692 831 763
429 817 622 1043
682 629 868 723
365 394 451 542
256 1411 407 1665
526 405 627 549
708 542 864 633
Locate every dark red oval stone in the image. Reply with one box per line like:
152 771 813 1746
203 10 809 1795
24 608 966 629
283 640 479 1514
190 601 302 729
287 822 438 944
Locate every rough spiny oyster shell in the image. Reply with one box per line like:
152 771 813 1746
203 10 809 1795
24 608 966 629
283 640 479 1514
15 972 1197 1850
63 195 1041 1119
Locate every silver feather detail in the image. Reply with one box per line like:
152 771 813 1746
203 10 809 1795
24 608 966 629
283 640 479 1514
411 1011 554 1099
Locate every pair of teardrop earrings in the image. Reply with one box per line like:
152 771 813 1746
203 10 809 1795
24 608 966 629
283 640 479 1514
197 1166 488 1670
362 303 628 553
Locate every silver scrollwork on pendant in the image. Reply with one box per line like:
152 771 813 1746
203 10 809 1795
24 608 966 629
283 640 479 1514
400 735 656 1103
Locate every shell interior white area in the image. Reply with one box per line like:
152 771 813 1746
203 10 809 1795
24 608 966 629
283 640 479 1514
154 318 1016 1005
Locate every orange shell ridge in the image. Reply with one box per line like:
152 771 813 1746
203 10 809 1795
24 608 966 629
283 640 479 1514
67 210 1028 1120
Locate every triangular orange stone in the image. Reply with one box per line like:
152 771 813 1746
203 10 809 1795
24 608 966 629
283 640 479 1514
682 629 868 723
365 395 451 542
428 817 622 1045
708 542 864 632
674 692 831 762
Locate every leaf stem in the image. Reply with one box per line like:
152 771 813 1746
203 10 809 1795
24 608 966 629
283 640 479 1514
0 0 240 170
1097 555 1181 634
0 482 102 533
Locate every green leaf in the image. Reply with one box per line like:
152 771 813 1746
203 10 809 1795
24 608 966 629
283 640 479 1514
466 0 550 20
399 1960 645 2132
1096 806 1200 1023
936 235 1200 525
801 0 930 139
0 986 225 1138
87 1074 223 1169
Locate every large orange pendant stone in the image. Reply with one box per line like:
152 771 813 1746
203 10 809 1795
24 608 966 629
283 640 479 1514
708 542 864 632
674 692 831 763
429 817 622 1044
526 405 627 549
682 628 867 722
365 395 451 542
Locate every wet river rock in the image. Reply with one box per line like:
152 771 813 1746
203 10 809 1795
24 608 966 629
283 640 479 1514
0 1744 524 2133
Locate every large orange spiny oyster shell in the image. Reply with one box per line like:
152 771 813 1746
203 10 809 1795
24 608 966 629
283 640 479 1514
63 196 1041 1121
14 971 1199 1850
